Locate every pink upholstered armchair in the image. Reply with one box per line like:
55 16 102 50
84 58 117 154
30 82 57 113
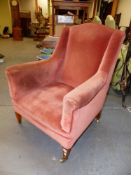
6 23 124 162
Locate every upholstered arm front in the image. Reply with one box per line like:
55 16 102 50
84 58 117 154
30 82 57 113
61 71 107 133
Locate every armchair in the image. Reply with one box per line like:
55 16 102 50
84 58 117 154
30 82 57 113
6 23 124 162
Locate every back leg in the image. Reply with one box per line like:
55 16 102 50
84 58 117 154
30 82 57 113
15 112 22 124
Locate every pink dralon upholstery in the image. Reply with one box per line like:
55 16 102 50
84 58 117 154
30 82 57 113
60 24 113 87
6 23 125 150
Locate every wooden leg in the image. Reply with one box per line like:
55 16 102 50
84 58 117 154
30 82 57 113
59 148 71 163
15 112 22 124
122 90 126 108
95 112 101 123
120 80 127 108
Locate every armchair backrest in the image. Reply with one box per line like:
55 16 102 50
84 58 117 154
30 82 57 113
58 23 124 87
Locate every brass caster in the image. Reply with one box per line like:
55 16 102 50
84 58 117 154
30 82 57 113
59 148 71 163
95 112 101 123
59 158 67 163
96 119 100 123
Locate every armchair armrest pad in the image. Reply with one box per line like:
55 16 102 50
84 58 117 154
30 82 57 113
61 71 107 133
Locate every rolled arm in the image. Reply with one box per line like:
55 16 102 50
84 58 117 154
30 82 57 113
61 71 107 133
6 57 62 100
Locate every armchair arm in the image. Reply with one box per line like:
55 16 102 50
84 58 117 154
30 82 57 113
61 71 107 133
6 57 62 100
6 27 70 101
99 30 125 74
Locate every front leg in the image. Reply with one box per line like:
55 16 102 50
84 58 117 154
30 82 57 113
15 112 22 124
95 111 102 123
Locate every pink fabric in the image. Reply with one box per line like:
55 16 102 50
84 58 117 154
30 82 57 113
15 82 73 133
60 24 113 87
68 83 110 148
6 59 61 101
98 30 125 86
6 27 70 101
12 82 109 149
6 23 125 150
61 71 107 132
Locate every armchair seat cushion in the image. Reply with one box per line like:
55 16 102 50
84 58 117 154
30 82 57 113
15 82 73 133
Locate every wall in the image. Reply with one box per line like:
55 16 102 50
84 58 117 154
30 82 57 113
0 0 48 34
0 0 12 34
19 0 48 23
1 0 130 35
19 0 36 23
117 0 131 26
38 0 48 17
